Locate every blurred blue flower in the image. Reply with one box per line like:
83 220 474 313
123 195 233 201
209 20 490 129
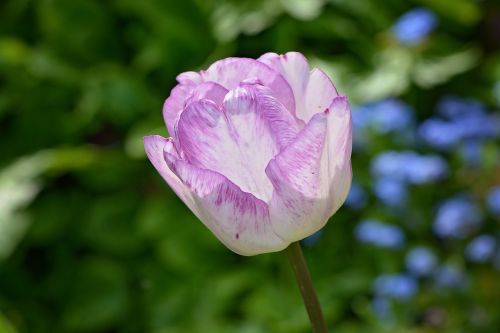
373 177 407 207
433 197 482 239
392 8 437 45
460 140 483 166
301 230 323 247
355 219 405 249
465 235 497 263
486 186 500 215
372 297 393 321
437 96 486 119
371 151 447 184
345 182 368 210
434 265 468 289
374 274 418 300
406 247 438 276
371 151 408 180
352 105 372 130
420 96 500 150
418 119 462 149
404 155 448 184
370 99 414 134
352 99 414 150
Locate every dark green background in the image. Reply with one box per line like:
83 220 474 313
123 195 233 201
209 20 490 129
0 0 499 332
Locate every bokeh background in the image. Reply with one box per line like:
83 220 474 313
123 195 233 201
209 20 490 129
1 0 500 332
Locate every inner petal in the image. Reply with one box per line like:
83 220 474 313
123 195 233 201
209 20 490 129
200 58 296 116
176 84 300 202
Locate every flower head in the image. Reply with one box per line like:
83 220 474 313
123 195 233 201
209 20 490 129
144 52 352 255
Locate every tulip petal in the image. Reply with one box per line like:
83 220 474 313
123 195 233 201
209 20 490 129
167 158 287 255
265 96 352 242
201 57 296 116
163 84 193 136
184 81 228 108
176 84 301 201
143 135 197 213
258 52 339 122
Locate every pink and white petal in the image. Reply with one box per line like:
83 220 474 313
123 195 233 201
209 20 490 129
226 83 302 149
265 112 331 242
176 71 202 85
265 97 352 242
258 52 340 123
170 159 288 256
324 96 352 216
258 52 309 117
143 135 197 212
176 85 298 202
184 81 229 108
304 68 339 121
200 57 296 115
163 84 193 136
162 72 204 135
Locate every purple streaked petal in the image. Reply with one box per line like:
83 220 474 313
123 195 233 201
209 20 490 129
143 135 196 212
324 97 352 215
176 89 282 201
200 57 296 116
163 83 194 136
184 81 228 108
265 96 352 242
169 159 287 255
258 52 339 122
176 71 202 85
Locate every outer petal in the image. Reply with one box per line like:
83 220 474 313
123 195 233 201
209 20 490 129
176 84 301 201
265 96 352 242
143 135 197 214
258 52 339 123
167 158 287 256
200 57 296 116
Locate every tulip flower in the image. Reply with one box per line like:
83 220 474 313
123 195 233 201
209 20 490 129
144 51 352 255
144 52 352 332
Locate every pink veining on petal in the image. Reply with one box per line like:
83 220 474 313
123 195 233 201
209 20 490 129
258 52 339 123
201 57 296 116
184 81 228 108
176 83 302 202
143 135 196 212
265 96 351 242
169 158 287 255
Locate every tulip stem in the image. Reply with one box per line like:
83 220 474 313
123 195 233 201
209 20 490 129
286 241 328 333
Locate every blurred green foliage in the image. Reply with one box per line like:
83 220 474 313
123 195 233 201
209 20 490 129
0 0 499 332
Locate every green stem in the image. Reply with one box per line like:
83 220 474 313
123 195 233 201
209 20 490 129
286 241 328 333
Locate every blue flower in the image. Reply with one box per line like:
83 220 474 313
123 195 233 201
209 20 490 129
392 8 437 45
433 265 468 289
433 197 482 239
373 177 407 207
418 118 462 150
374 274 418 300
404 155 448 184
355 219 405 249
371 151 447 184
437 96 486 119
345 182 368 210
486 186 500 215
372 297 393 321
406 247 438 276
465 235 497 263
460 140 483 166
420 96 500 150
371 151 411 181
370 99 414 134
